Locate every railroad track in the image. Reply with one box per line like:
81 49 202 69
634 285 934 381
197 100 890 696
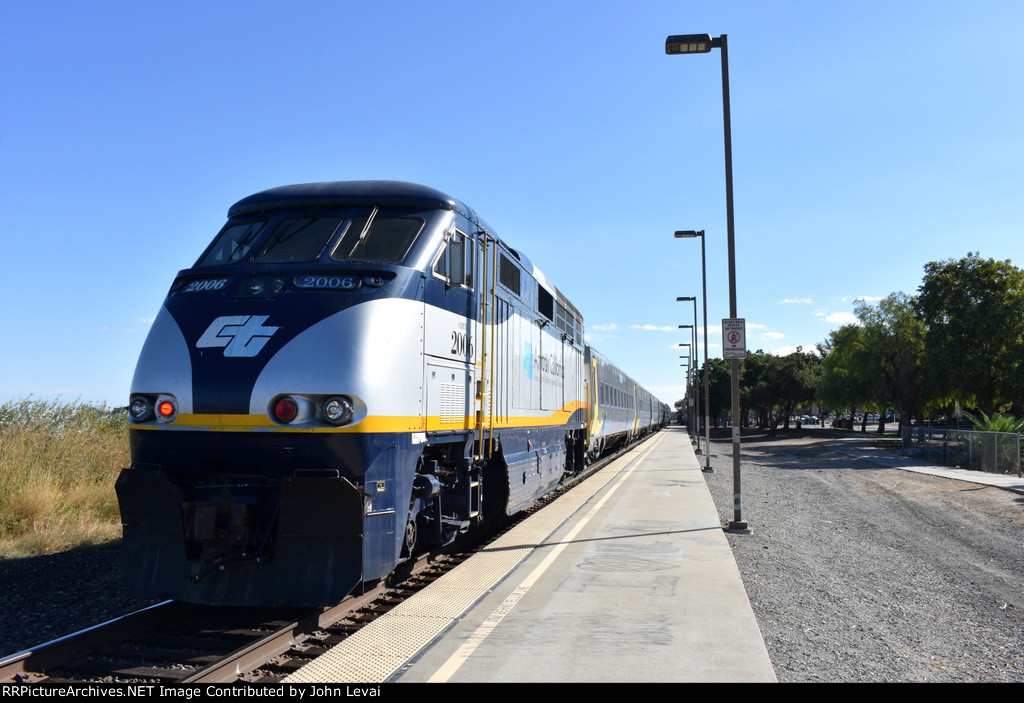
0 553 466 684
1 437 648 684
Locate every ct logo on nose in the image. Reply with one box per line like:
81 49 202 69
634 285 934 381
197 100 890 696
196 315 280 357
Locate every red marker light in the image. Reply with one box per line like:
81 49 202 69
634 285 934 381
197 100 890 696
157 401 175 417
274 397 298 423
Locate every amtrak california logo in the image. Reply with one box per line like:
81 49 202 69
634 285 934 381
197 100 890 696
197 315 280 357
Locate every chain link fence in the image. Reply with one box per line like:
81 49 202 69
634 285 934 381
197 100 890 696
901 426 1022 477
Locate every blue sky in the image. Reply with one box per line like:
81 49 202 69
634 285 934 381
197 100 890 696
2 0 1022 408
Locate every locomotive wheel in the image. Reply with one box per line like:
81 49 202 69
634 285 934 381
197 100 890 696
403 517 417 556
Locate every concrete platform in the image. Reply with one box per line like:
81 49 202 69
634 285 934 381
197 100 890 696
284 427 776 683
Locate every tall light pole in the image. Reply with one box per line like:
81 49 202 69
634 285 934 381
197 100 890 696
678 306 704 464
678 344 691 436
677 361 688 426
675 232 712 472
666 33 747 531
679 323 696 446
679 322 697 445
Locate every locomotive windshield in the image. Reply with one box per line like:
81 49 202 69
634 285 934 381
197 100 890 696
196 207 426 267
254 215 345 263
329 213 423 263
197 220 268 266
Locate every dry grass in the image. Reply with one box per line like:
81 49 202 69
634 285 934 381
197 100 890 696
0 398 128 558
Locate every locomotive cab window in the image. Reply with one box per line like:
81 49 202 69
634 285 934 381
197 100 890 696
433 229 474 288
197 220 268 267
330 211 424 263
253 215 344 263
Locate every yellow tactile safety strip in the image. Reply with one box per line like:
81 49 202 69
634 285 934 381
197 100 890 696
281 438 653 684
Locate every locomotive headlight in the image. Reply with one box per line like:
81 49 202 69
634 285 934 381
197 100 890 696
129 396 154 422
235 275 287 299
323 396 354 425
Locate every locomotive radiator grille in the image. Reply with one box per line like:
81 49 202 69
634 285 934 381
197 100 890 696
440 382 464 425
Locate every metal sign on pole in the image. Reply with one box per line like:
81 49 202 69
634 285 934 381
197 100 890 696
722 318 746 359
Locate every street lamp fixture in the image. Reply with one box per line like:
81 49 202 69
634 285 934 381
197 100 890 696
667 31 746 532
665 34 715 54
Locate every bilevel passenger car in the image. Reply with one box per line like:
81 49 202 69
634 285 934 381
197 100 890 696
117 181 669 606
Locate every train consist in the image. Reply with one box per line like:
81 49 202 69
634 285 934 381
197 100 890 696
117 181 669 606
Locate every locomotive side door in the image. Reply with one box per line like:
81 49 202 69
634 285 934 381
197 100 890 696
423 225 478 432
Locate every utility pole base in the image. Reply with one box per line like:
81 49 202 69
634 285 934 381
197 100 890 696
725 521 750 534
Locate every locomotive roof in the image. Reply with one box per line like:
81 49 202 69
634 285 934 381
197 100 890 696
228 180 494 234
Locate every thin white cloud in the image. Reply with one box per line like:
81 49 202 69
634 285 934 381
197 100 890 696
630 324 676 332
762 332 786 340
778 297 812 304
826 312 860 325
589 323 618 331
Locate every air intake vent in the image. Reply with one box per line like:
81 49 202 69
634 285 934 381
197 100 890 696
499 254 521 296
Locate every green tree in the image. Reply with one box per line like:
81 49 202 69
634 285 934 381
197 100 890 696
700 357 732 427
742 349 821 437
673 398 687 424
916 253 1024 415
854 293 928 431
817 324 874 428
687 358 733 428
963 410 1024 433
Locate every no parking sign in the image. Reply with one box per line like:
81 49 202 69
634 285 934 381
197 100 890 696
722 318 746 359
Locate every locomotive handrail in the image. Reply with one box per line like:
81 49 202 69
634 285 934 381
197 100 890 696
487 233 497 456
476 232 490 461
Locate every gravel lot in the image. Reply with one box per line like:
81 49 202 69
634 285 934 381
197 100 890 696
700 428 1024 683
2 429 1022 683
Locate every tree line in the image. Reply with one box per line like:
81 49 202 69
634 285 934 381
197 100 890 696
678 252 1024 435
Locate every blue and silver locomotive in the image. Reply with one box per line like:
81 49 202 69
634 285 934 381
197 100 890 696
117 181 668 606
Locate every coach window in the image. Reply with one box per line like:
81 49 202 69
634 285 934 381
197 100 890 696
433 230 474 288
